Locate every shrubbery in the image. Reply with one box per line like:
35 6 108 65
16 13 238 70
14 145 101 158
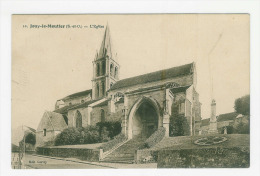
169 114 190 136
54 121 122 146
96 121 121 139
25 133 36 145
169 102 190 137
234 121 250 134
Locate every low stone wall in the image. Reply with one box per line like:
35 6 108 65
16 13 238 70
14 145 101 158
36 147 100 162
157 147 249 168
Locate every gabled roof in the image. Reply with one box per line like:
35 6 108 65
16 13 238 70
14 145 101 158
67 99 101 110
47 112 68 131
110 63 194 91
201 118 210 127
217 112 239 122
61 89 92 101
37 111 68 131
170 85 191 94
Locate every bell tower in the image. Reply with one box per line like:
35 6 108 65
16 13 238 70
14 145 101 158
92 25 120 100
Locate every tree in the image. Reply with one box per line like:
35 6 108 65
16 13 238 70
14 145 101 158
25 133 36 145
96 121 121 139
234 95 250 115
169 101 190 137
233 119 250 134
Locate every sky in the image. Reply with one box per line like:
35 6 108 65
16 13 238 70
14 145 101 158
12 14 249 130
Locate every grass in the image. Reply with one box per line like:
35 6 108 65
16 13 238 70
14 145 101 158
151 134 249 150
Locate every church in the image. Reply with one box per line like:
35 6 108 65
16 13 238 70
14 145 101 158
36 25 202 147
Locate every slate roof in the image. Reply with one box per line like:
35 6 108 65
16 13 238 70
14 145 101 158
170 85 191 94
67 99 101 110
54 105 76 114
110 63 193 91
61 89 92 100
92 99 110 108
46 111 68 131
217 112 239 122
201 118 210 127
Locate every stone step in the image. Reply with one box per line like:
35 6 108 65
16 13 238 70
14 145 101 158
102 137 146 164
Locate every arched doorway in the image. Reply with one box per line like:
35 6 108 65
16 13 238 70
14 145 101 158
128 97 161 139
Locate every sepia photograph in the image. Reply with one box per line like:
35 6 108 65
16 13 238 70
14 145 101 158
11 14 250 169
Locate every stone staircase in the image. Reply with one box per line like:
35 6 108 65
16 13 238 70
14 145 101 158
101 135 146 164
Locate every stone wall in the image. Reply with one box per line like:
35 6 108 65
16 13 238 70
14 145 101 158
157 147 249 168
36 147 100 162
67 108 89 127
91 105 109 125
36 131 57 147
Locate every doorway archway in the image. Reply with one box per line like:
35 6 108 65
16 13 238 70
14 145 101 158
128 97 162 139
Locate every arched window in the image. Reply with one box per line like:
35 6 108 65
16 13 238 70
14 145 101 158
102 61 106 75
96 63 100 77
75 111 82 128
101 109 105 122
114 67 118 79
110 63 114 76
96 83 100 98
101 81 105 96
110 82 113 88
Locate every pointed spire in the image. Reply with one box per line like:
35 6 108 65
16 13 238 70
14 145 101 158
96 24 115 60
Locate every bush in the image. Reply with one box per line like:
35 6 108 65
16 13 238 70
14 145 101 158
25 133 36 145
54 121 122 146
234 121 250 134
81 126 100 144
169 101 190 137
169 114 190 137
55 127 81 146
96 121 121 139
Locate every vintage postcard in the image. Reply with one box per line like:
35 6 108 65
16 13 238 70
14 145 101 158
11 14 250 169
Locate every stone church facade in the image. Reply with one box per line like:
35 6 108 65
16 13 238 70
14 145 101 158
36 26 202 146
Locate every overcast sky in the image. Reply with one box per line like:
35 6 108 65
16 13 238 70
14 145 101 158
12 14 249 129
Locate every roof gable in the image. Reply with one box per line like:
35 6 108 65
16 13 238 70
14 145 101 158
110 63 193 91
37 111 67 131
